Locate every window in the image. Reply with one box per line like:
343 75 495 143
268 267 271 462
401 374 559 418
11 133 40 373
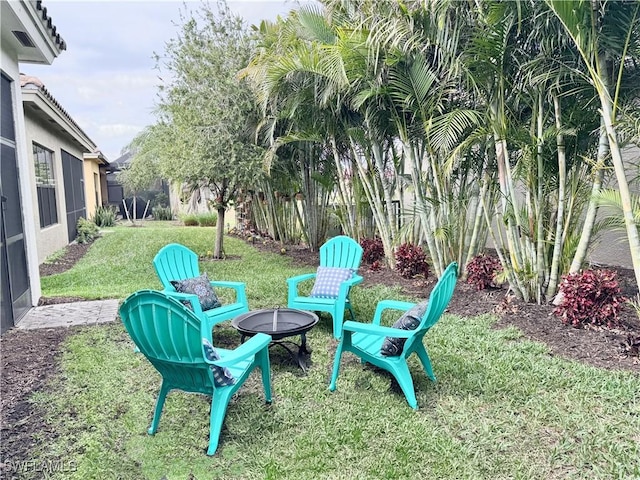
33 143 58 228
94 172 100 208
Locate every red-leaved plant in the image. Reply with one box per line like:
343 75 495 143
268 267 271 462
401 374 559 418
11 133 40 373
360 237 385 264
466 254 503 290
553 269 626 328
394 243 429 279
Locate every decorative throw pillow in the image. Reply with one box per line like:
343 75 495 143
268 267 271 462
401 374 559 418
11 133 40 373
170 273 221 311
310 266 355 299
380 300 429 356
202 338 235 387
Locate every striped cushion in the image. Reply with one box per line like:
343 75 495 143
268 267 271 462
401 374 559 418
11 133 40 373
202 338 235 387
380 300 428 356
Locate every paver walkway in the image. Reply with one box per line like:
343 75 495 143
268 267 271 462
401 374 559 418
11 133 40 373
16 300 120 330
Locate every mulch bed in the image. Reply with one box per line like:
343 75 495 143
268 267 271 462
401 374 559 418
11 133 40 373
1 236 638 476
259 239 640 373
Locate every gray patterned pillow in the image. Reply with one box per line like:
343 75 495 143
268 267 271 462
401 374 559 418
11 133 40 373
202 338 235 387
170 273 221 311
380 301 428 356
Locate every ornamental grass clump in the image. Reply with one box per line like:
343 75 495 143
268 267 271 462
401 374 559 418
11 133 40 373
197 212 217 227
90 205 117 227
553 269 626 328
466 254 503 290
181 214 199 227
394 243 429 279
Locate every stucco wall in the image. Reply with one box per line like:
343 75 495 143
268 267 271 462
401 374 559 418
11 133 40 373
1 49 42 303
23 114 87 263
588 145 640 268
83 159 102 218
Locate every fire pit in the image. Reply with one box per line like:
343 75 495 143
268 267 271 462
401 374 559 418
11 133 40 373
231 308 319 372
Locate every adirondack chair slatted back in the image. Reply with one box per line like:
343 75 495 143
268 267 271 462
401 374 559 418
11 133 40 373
120 290 211 387
417 262 458 333
402 262 457 354
319 236 363 269
154 243 200 291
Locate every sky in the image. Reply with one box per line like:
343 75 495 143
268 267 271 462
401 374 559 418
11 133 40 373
26 0 307 162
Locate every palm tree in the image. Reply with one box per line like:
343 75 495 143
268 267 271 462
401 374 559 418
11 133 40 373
547 0 640 292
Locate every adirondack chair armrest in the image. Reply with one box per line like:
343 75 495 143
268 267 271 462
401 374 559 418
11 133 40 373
162 290 205 317
336 274 364 297
342 320 415 338
372 300 417 325
287 273 316 288
209 333 272 367
208 280 248 304
287 273 316 301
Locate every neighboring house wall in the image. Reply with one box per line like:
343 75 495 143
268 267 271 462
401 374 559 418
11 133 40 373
21 77 108 263
589 145 640 268
83 153 109 218
23 107 82 261
1 0 66 332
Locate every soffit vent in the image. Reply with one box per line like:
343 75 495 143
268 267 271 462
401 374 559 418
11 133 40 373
12 31 36 48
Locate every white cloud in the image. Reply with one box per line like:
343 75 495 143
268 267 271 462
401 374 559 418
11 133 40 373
98 124 144 138
24 0 311 161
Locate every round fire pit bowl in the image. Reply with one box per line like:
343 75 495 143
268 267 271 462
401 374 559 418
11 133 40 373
231 308 319 372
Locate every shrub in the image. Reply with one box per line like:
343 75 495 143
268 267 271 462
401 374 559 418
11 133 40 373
76 217 99 244
553 269 626 328
466 254 503 290
394 243 429 279
90 205 117 227
197 212 217 227
152 192 169 208
181 214 199 227
360 237 385 264
153 206 173 221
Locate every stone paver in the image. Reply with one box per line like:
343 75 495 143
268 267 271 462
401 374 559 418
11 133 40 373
16 300 120 330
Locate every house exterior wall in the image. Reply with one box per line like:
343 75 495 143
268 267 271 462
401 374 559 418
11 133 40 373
23 113 87 262
83 158 102 219
1 50 42 303
1 0 66 331
100 170 109 205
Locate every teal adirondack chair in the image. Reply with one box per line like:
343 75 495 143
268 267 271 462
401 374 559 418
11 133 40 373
287 236 363 339
119 289 272 455
153 243 249 330
329 262 458 409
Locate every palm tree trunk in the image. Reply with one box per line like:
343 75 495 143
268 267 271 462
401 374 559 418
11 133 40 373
601 99 640 290
349 139 396 268
568 121 607 275
547 93 567 298
535 94 546 304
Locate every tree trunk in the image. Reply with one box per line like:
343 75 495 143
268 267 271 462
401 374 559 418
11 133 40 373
547 93 567 298
214 207 225 259
568 120 607 275
600 99 640 291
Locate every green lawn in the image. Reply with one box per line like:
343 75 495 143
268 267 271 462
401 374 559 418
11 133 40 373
33 224 640 479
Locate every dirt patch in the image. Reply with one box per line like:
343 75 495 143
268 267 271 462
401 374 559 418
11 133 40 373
38 241 91 278
1 235 638 475
0 328 71 475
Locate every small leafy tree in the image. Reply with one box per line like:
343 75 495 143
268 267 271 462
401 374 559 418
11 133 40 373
117 147 159 224
147 0 264 257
